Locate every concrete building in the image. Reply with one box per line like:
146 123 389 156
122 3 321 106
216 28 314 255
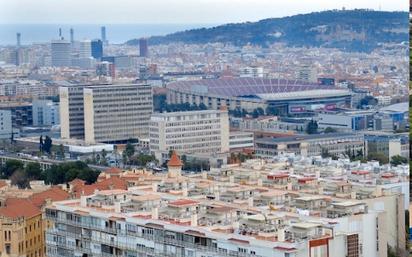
0 102 32 128
255 133 365 158
239 66 264 78
79 40 92 58
59 85 86 140
44 154 407 257
149 109 229 161
51 39 71 67
32 100 59 127
0 110 12 139
229 131 254 151
139 38 148 57
364 132 409 159
83 84 152 144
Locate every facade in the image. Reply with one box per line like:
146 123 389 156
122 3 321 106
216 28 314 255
149 109 229 161
239 66 264 78
0 110 12 140
83 84 153 144
364 132 409 159
60 85 86 140
229 131 254 151
139 38 148 57
0 103 32 128
255 133 365 158
91 39 103 60
32 100 60 127
79 40 92 58
51 40 71 67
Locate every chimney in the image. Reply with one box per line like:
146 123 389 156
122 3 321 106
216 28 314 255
151 207 159 219
202 171 207 179
114 202 121 213
287 182 293 191
152 182 158 192
315 170 320 178
229 175 234 184
214 190 220 201
190 213 198 227
80 195 87 207
182 182 188 197
374 186 382 197
257 178 263 187
248 197 254 207
351 191 357 199
318 186 324 195
277 228 285 242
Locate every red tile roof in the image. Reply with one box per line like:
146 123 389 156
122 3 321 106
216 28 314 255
104 167 122 174
168 151 183 167
72 177 127 197
0 199 41 219
30 187 70 208
168 199 198 207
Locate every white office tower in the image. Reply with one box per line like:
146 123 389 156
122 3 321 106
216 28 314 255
51 39 71 67
79 40 92 58
150 108 230 162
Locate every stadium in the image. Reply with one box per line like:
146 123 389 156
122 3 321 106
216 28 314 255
166 78 352 116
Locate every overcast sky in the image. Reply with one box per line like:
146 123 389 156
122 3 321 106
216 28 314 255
0 0 408 24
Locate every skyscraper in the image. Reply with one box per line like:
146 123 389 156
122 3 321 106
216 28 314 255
91 39 103 59
51 39 71 67
139 38 148 57
70 28 74 43
79 40 91 58
101 26 107 44
16 33 21 47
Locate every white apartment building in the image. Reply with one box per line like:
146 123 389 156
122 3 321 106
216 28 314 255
83 84 153 144
149 109 229 162
32 99 60 126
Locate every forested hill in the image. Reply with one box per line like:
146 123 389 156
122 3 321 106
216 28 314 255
127 10 408 52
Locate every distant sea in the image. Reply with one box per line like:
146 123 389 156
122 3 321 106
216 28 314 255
0 24 216 46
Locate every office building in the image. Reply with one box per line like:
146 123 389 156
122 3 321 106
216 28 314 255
96 61 115 77
239 66 264 78
0 102 32 128
91 39 103 59
229 131 254 151
79 40 92 58
16 33 21 48
101 26 108 45
255 133 365 158
139 38 148 57
83 84 153 144
32 100 60 127
59 85 86 139
0 110 12 139
149 108 229 161
51 39 71 67
364 132 409 159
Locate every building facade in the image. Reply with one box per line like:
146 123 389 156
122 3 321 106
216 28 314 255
255 133 365 158
51 40 71 67
32 100 60 127
149 109 229 161
60 85 86 140
83 84 153 144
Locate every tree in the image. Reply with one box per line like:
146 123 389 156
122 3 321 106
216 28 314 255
10 169 30 189
368 152 389 165
360 95 378 107
25 162 42 180
44 161 100 185
324 127 337 133
252 109 259 118
390 155 408 166
306 120 318 134
43 136 53 154
125 143 135 162
100 149 108 166
1 159 24 178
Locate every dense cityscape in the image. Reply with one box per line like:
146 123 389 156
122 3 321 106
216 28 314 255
0 4 409 257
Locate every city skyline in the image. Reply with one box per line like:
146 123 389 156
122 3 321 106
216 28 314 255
0 0 408 24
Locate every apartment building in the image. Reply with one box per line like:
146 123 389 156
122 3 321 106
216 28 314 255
149 108 229 162
83 84 152 144
44 154 407 257
60 84 153 143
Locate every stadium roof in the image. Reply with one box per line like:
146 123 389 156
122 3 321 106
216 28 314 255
167 78 340 98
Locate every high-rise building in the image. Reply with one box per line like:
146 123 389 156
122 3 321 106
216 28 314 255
83 84 153 144
59 85 86 139
139 38 148 57
79 40 92 58
96 61 115 77
101 26 107 44
51 39 71 67
91 39 103 59
149 108 230 161
0 110 12 139
70 28 74 43
16 33 21 48
60 84 152 143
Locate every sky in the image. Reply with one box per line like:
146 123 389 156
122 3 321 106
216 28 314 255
0 0 408 24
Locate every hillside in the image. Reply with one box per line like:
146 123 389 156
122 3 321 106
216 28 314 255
127 10 408 52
